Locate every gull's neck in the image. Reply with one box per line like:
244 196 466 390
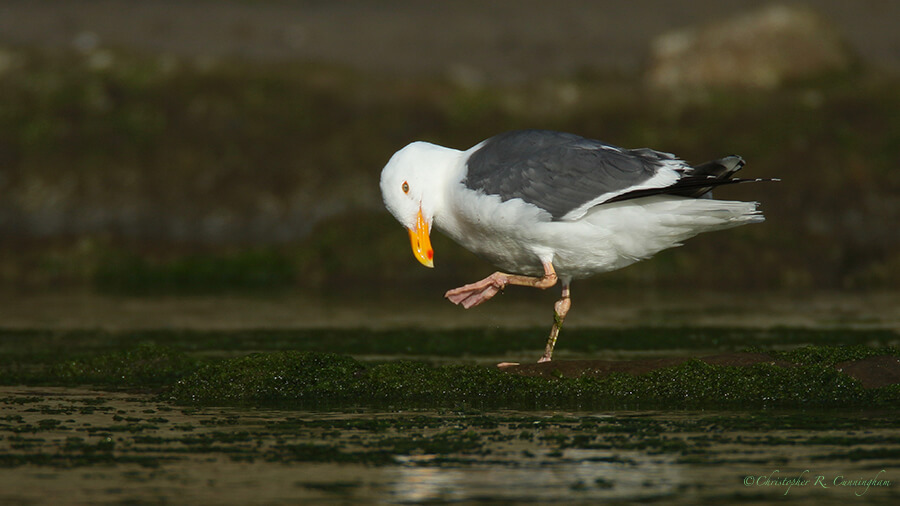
421 144 466 221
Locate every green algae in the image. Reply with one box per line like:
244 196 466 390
749 344 900 366
45 343 199 387
0 453 169 469
813 448 900 461
298 481 363 494
629 360 866 406
1 328 898 410
171 351 364 405
265 443 395 465
165 350 893 410
872 383 900 405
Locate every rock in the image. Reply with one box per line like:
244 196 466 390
836 355 900 389
646 4 854 90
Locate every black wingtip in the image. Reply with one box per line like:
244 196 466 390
604 175 778 204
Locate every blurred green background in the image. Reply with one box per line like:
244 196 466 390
0 1 898 300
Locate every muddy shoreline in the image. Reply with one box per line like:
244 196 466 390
1 290 898 331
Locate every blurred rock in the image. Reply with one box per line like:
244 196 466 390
646 4 854 91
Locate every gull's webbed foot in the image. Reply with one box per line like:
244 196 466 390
445 262 558 310
444 273 508 309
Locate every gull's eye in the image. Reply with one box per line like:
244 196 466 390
401 181 409 193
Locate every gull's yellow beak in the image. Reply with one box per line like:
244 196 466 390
407 208 434 268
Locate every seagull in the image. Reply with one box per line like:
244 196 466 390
380 129 774 365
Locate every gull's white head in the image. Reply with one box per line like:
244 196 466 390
380 141 458 268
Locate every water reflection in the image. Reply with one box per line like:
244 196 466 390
1 387 897 505
389 450 682 502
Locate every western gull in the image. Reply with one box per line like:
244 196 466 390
380 129 775 365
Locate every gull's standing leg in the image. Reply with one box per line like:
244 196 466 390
445 261 558 309
538 281 571 363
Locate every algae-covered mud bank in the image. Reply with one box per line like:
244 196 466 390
1 327 898 409
0 327 898 503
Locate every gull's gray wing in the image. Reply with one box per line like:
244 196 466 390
463 130 683 220
464 130 760 220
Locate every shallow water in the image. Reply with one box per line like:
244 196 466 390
2 386 896 505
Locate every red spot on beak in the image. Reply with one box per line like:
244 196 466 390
427 249 434 260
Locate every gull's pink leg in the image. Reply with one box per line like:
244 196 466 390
445 261 558 309
446 262 561 369
538 282 571 363
497 281 572 368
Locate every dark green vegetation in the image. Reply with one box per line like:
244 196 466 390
2 46 900 294
168 349 899 409
1 328 897 410
47 342 199 388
